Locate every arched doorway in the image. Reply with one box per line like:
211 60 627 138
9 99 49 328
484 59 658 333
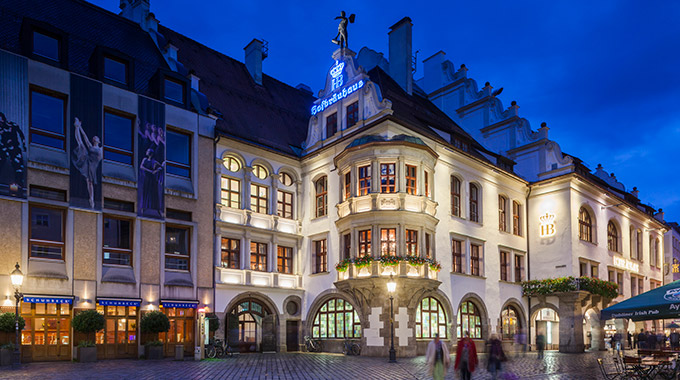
226 298 276 353
533 307 559 350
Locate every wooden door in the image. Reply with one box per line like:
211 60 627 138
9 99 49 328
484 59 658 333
286 321 299 352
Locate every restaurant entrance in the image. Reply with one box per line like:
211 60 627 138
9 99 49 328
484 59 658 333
160 303 196 357
20 298 72 362
95 302 139 359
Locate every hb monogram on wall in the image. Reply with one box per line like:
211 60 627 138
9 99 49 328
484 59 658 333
539 212 556 238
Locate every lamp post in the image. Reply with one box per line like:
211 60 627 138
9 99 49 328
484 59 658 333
386 274 396 363
10 262 24 369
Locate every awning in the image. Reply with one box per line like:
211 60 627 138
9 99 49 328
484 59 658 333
97 298 142 307
601 279 680 321
161 300 198 309
23 295 74 304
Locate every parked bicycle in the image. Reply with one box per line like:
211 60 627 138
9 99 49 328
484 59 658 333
205 338 234 359
342 338 361 356
304 336 321 352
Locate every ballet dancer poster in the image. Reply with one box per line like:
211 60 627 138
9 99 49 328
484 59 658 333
0 51 28 198
69 74 102 210
137 96 165 219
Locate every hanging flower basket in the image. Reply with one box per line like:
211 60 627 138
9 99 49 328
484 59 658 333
405 255 426 267
379 255 401 267
335 258 352 272
353 255 373 269
521 276 618 299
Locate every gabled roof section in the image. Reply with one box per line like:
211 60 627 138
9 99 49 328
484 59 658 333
159 26 316 157
0 0 168 95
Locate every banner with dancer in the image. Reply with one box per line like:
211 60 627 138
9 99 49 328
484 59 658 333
137 96 165 219
0 51 28 198
69 74 103 210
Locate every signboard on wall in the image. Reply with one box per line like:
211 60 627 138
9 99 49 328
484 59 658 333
137 96 165 219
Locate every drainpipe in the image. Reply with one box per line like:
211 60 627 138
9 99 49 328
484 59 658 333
526 186 532 349
213 132 221 321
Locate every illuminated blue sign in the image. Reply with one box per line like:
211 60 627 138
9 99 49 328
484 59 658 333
311 80 364 115
330 61 345 91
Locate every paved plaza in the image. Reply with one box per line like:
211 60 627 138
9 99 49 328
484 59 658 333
0 351 615 380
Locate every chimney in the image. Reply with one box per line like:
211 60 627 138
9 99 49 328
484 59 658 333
244 39 264 85
631 187 639 198
388 17 413 94
189 72 200 91
655 209 665 223
119 0 151 29
421 50 446 94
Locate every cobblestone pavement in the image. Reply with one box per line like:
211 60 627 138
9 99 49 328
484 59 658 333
0 351 616 380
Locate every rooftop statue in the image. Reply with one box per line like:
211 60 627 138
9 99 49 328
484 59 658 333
332 11 356 49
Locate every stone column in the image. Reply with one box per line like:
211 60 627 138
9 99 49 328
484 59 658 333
590 318 606 351
557 291 588 353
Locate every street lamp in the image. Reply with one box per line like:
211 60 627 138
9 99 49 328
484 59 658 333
10 262 23 369
386 274 396 363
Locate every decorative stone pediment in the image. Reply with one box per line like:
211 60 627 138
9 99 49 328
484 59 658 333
303 48 392 154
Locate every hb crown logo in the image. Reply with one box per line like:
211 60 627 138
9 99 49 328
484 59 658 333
539 212 556 238
330 61 345 90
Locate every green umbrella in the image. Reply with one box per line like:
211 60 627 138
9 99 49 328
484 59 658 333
602 280 680 321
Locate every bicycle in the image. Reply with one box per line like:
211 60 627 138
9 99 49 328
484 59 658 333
205 338 234 358
342 338 361 356
304 336 321 352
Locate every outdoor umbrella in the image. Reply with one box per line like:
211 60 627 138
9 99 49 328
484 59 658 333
601 280 680 321
667 322 680 329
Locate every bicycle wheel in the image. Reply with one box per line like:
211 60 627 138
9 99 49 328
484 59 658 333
215 346 224 358
342 343 348 355
226 346 234 357
351 344 361 356
206 346 216 359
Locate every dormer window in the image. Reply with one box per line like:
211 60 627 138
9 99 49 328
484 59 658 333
33 31 59 61
104 56 128 84
164 78 185 104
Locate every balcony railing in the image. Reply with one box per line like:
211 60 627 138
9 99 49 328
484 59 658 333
218 267 302 289
336 260 439 282
216 204 300 235
337 193 437 219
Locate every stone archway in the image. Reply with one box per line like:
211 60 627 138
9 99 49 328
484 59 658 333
530 302 560 350
454 293 490 354
222 292 280 353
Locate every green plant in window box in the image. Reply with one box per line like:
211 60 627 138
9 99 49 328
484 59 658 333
379 255 401 267
353 255 373 269
405 255 426 267
335 258 352 272
77 341 96 348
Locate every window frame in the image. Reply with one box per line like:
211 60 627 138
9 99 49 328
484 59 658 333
380 228 397 256
498 195 507 232
102 215 133 266
344 171 351 201
469 183 479 223
250 183 269 214
315 176 328 218
470 243 482 276
103 108 135 165
512 201 522 236
452 239 464 274
311 298 361 339
457 300 482 339
165 128 192 178
326 112 338 139
405 165 417 195
346 101 359 127
380 163 396 193
250 241 268 272
103 55 129 85
221 237 240 269
277 245 293 274
607 221 619 252
164 225 191 271
277 190 293 219
415 297 448 339
451 176 461 217
163 76 186 105
224 156 241 172
358 165 371 196
314 239 327 273
221 177 241 209
500 250 510 281
579 207 593 243
358 229 371 257
29 86 67 151
405 229 418 256
514 254 524 282
29 204 66 261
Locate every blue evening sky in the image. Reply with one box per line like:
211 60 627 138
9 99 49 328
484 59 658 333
91 0 680 221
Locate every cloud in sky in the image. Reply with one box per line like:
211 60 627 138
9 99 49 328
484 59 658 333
90 0 680 220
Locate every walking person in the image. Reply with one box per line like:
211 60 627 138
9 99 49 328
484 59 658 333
454 331 478 380
514 328 527 357
613 331 622 354
536 330 546 359
425 333 450 380
486 333 506 380
638 329 646 349
669 329 680 350
627 331 632 349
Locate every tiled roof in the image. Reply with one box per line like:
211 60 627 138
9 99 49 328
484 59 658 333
158 26 316 157
0 0 168 95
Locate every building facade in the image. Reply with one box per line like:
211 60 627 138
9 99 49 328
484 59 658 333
0 0 671 362
0 0 215 361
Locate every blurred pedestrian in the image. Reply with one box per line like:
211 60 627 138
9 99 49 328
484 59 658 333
487 333 506 380
536 330 546 359
670 329 679 350
426 333 450 380
514 328 527 357
455 330 478 380
627 331 632 349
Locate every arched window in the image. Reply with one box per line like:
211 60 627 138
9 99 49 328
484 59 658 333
451 176 461 217
469 184 479 222
253 164 268 180
315 176 327 218
226 298 272 352
224 155 241 172
578 207 593 242
415 297 447 339
607 221 619 252
280 172 293 186
498 195 507 232
501 305 521 340
311 298 361 339
457 300 482 339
